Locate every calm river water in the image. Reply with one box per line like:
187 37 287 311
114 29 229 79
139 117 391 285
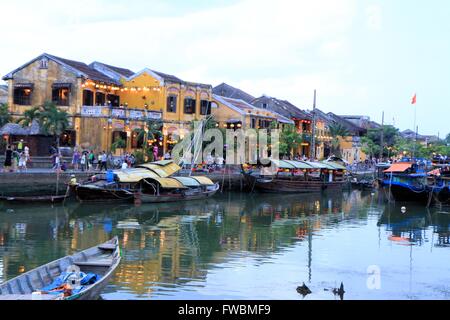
0 191 449 300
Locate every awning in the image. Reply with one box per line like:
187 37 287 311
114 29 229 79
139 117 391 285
172 177 201 187
146 177 187 189
303 161 330 169
384 163 413 173
191 176 215 186
137 161 181 177
283 160 314 170
114 168 160 183
14 83 34 88
52 83 72 89
322 161 347 170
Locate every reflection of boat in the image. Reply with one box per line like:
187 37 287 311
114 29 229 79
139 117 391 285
0 237 121 300
75 161 219 204
117 219 141 229
242 159 347 194
0 195 68 204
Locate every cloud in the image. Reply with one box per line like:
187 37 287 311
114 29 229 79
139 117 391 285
366 4 383 31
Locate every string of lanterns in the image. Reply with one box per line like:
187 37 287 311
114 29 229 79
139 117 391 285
81 80 162 92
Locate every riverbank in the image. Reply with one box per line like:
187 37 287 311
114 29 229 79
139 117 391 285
0 170 246 196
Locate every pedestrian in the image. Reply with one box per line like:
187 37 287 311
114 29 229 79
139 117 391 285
99 151 108 171
17 139 24 153
18 152 27 172
80 152 87 172
3 145 13 172
121 161 128 170
88 151 95 171
12 147 19 172
53 153 61 172
72 149 80 171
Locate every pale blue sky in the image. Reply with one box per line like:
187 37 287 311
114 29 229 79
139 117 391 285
0 0 448 136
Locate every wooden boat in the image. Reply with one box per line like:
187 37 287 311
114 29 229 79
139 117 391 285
242 159 347 193
0 237 121 300
75 161 220 204
383 163 430 204
137 176 220 203
0 195 68 204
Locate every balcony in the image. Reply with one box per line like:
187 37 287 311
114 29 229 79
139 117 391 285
80 106 162 122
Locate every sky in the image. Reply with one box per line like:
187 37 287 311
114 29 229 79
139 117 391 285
0 0 449 136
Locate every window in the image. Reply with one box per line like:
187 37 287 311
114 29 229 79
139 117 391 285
13 87 33 105
107 94 120 107
59 130 76 147
167 95 177 113
251 118 256 129
52 87 70 106
262 103 268 109
200 100 211 115
112 131 127 144
95 92 106 106
83 90 94 106
184 98 196 114
40 57 48 69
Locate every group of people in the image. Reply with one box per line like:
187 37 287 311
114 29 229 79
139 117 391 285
71 149 110 172
3 140 30 173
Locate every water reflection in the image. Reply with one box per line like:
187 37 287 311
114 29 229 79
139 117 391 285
0 191 449 300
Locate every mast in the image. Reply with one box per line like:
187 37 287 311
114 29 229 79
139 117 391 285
379 111 384 161
311 90 317 160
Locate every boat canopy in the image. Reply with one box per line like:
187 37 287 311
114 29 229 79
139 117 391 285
145 177 188 189
114 168 160 183
191 176 215 186
172 177 202 187
384 163 413 173
303 161 329 169
322 161 347 170
265 159 313 170
137 161 181 178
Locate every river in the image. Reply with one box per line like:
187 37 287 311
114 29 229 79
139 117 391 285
0 190 449 300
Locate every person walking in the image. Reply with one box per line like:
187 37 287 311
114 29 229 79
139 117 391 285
72 149 80 171
99 151 108 171
3 145 13 172
18 151 27 172
80 152 87 172
88 151 95 171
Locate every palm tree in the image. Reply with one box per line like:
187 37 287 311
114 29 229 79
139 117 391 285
135 119 163 161
0 103 12 128
328 122 350 157
17 106 40 128
38 101 70 150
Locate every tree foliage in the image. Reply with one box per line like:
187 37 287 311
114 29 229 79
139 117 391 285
0 103 11 128
328 122 350 156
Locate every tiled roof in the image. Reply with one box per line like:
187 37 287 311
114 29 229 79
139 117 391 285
251 96 311 120
213 83 255 103
90 61 135 78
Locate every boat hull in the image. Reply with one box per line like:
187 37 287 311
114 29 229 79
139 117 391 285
389 183 430 204
138 184 220 203
75 186 134 203
244 173 328 193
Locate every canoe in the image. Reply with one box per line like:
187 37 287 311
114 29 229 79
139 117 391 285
0 237 121 300
0 195 68 203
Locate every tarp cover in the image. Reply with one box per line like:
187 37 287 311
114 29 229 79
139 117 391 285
147 177 187 189
114 168 159 183
384 163 413 173
191 176 215 186
137 161 181 178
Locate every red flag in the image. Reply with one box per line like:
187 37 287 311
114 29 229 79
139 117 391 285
411 93 417 104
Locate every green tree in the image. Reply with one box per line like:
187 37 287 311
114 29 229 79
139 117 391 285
362 125 401 158
134 119 163 162
446 133 450 145
111 137 126 154
17 101 70 150
278 124 303 158
328 122 350 157
0 103 11 128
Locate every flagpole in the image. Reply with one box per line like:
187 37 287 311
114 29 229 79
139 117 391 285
412 94 417 160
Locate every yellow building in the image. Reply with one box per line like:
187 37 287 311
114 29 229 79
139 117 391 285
1 54 213 157
211 95 294 130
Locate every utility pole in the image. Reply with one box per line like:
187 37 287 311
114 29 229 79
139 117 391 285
311 90 317 160
379 111 384 161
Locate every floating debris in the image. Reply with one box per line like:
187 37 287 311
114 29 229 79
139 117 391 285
332 282 345 300
296 283 312 297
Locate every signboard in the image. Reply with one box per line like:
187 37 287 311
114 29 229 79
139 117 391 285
81 106 102 117
147 111 162 120
129 110 144 120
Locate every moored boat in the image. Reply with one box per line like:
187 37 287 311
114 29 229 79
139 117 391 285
242 159 348 193
0 237 121 300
